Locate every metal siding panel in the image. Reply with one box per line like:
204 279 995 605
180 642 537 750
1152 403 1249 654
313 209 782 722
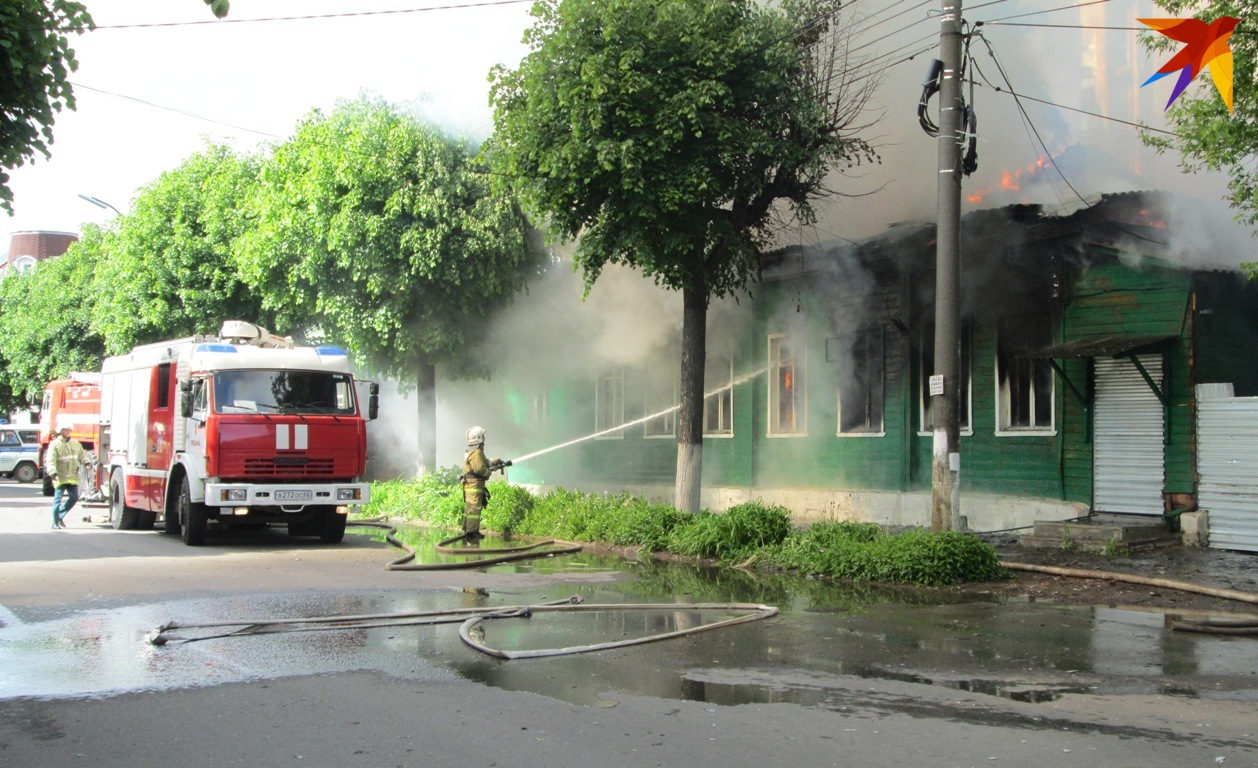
1093 355 1164 515
1197 396 1258 553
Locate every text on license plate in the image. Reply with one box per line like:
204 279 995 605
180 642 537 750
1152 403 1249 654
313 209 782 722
275 490 312 501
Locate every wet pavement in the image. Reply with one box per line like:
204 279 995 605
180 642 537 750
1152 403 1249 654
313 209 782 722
4 524 1257 711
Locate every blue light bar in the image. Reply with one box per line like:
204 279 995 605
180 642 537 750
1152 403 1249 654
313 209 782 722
195 343 238 353
315 346 348 356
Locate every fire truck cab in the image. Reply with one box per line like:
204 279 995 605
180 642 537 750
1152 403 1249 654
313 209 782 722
100 321 376 546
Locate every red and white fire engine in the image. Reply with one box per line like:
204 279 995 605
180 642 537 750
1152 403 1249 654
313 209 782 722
38 372 105 498
99 321 377 546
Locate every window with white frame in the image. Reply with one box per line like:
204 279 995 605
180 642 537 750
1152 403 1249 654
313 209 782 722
643 366 677 438
703 349 734 437
833 327 884 435
531 390 550 428
595 368 625 438
996 315 1055 433
768 334 806 435
919 323 972 433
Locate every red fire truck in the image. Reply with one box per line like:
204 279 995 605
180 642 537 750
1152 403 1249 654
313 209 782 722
99 321 377 546
38 373 105 498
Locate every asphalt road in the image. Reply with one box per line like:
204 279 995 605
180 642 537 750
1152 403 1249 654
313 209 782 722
1 480 1257 767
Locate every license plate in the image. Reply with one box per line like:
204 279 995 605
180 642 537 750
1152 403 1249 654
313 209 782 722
275 490 312 501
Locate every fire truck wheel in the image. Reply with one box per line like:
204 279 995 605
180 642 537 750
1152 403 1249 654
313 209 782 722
13 462 38 484
319 506 347 544
109 472 139 530
179 476 207 546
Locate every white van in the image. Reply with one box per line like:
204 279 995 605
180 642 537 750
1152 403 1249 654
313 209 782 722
0 428 41 483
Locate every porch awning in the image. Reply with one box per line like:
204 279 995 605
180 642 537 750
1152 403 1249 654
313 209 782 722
1023 334 1175 360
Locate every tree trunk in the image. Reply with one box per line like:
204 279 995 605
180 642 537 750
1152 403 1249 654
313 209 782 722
414 354 437 476
675 283 707 513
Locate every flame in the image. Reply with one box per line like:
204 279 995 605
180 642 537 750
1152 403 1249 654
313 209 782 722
1139 208 1167 229
966 155 1050 205
783 369 793 390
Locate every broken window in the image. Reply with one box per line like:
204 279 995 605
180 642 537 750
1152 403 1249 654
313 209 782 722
768 334 806 436
833 327 885 435
997 315 1055 433
919 323 972 433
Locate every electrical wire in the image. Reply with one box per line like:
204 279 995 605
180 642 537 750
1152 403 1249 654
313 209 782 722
88 0 533 30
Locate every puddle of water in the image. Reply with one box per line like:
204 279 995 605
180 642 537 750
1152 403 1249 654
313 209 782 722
4 528 1258 710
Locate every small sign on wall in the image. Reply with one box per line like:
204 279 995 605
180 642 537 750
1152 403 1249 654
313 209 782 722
929 374 945 397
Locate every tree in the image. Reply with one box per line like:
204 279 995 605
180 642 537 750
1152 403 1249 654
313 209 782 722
237 96 547 474
0 0 94 214
1142 0 1258 263
0 226 107 412
488 0 880 511
91 143 275 353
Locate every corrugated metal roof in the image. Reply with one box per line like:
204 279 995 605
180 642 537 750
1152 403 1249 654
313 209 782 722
1024 335 1175 360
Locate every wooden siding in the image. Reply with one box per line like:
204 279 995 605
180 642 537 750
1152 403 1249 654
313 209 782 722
1061 256 1194 501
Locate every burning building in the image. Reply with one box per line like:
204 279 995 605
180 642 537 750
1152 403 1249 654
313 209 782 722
440 191 1258 552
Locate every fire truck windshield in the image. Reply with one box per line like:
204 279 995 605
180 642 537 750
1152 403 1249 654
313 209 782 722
212 370 356 416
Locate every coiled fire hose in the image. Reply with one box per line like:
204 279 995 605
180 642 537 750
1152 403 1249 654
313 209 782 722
348 518 583 570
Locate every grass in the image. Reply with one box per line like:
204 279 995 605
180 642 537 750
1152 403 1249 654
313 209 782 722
362 472 1008 587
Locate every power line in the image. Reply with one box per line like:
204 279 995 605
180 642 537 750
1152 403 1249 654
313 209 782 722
978 0 1113 25
70 81 278 138
88 0 533 30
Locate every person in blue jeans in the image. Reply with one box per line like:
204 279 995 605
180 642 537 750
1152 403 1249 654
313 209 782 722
45 420 85 529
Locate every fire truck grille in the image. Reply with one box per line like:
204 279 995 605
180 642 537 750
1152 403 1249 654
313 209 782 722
242 457 336 478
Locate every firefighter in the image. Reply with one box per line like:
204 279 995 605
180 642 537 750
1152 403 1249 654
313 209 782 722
460 426 509 543
45 416 86 529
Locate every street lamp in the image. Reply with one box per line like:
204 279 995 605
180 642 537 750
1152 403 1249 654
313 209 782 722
78 194 121 215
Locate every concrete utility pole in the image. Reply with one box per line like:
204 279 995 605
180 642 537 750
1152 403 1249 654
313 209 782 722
930 0 964 532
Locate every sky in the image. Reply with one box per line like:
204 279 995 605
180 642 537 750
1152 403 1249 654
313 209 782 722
2 0 535 245
1 0 1248 255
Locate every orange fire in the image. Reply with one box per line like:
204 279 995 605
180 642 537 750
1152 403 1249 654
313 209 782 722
1139 208 1167 229
967 155 1050 205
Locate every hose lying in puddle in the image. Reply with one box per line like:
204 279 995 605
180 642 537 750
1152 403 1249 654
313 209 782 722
348 518 583 570
146 597 780 657
147 596 585 645
460 602 780 659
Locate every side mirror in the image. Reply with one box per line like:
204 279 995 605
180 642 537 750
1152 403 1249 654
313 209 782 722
368 382 379 421
179 379 193 419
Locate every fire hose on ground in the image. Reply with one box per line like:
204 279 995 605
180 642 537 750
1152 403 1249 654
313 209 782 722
145 596 780 657
347 518 584 571
1002 560 1258 635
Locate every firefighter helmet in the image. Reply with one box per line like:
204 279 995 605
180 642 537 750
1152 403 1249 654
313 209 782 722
466 426 486 446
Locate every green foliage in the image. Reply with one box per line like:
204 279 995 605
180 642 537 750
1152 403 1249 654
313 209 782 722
236 95 547 471
369 477 1005 586
90 143 273 353
490 0 877 298
0 231 107 411
668 502 793 561
0 0 94 214
481 480 535 534
763 524 1006 586
364 471 462 529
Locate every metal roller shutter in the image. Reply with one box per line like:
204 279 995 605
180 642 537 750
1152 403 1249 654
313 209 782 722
1093 355 1164 515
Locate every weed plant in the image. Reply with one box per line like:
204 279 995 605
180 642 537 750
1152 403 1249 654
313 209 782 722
367 477 1006 586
